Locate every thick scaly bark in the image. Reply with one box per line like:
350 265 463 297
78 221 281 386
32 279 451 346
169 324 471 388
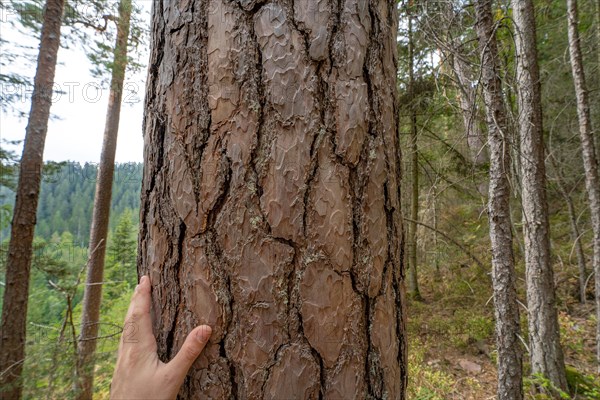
138 0 406 398
511 0 568 390
566 0 600 373
75 1 132 398
0 1 65 398
475 2 523 398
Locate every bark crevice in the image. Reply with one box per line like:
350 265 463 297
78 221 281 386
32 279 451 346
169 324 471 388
139 0 405 397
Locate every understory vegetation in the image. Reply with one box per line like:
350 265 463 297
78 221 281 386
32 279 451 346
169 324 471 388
407 201 600 399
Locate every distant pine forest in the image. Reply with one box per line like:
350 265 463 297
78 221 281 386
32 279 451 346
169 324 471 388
0 162 142 245
0 162 143 396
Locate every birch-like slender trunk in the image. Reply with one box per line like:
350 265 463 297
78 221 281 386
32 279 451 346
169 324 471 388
475 2 523 398
0 1 65 398
566 0 600 373
511 0 568 391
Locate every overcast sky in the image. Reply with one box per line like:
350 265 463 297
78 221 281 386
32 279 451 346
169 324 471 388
1 1 152 163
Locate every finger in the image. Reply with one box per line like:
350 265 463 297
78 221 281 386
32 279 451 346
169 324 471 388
164 325 212 380
121 275 156 349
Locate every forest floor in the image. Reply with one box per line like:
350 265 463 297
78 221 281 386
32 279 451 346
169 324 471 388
406 264 600 400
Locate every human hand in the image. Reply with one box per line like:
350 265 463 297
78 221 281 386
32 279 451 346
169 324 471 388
110 275 212 400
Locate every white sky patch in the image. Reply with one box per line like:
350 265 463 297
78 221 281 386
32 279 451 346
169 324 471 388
0 1 152 163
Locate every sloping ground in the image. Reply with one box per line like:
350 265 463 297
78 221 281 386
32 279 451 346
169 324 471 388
407 268 600 399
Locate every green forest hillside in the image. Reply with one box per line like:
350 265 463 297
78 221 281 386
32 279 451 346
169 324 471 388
0 162 141 398
0 162 142 244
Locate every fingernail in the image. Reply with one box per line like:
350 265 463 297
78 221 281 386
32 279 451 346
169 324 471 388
197 326 212 343
140 276 147 285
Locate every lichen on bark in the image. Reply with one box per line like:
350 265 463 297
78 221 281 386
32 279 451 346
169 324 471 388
139 0 406 398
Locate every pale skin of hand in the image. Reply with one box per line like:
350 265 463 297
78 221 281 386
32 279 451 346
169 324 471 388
110 275 212 400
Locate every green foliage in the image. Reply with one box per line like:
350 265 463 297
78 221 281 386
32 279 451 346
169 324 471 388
0 140 20 192
0 161 143 245
558 313 586 356
523 368 600 400
0 63 29 114
412 296 495 350
0 204 11 231
104 209 138 301
2 0 148 119
41 161 68 182
0 217 138 398
408 338 456 399
525 373 572 399
0 159 140 397
0 142 17 231
62 0 148 80
92 290 132 398
0 2 39 115
565 366 600 399
9 0 45 32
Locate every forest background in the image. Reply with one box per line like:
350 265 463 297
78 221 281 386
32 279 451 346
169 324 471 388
1 0 600 398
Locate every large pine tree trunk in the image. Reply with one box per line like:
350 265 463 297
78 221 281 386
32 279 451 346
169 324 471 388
474 2 523 398
138 0 406 398
0 0 65 398
75 0 132 397
511 0 568 390
566 0 600 373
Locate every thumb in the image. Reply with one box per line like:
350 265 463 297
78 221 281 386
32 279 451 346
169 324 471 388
165 325 212 379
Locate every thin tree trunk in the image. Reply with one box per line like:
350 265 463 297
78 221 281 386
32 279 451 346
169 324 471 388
138 0 406 398
407 8 422 300
510 201 525 258
566 0 600 373
433 182 440 274
434 2 488 194
0 0 65 398
597 0 600 72
549 153 587 303
75 0 131 398
451 52 489 169
475 2 523 398
403 217 487 272
511 0 568 390
597 0 600 161
452 55 489 196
